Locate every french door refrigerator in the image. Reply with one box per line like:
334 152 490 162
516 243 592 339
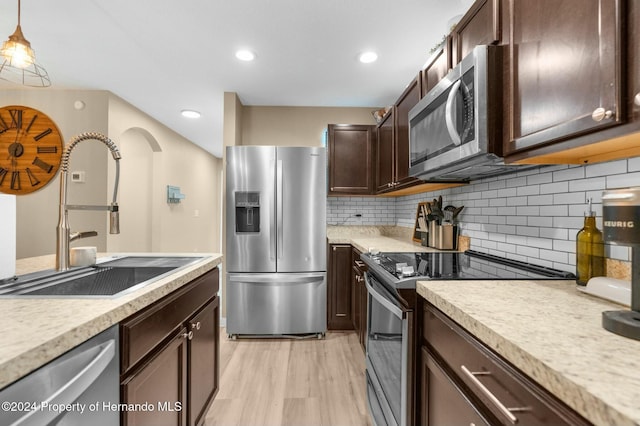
225 146 327 337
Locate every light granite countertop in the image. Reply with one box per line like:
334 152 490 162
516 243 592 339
1 253 222 389
326 225 449 254
417 279 640 426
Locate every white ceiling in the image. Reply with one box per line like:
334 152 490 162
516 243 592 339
0 0 473 158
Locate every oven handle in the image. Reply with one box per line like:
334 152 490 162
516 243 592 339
364 272 404 319
445 79 462 146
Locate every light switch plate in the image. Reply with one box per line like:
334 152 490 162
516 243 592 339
71 171 86 183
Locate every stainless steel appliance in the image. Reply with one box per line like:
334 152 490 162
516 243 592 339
409 45 530 182
0 325 119 426
225 146 327 337
602 187 640 340
361 250 575 426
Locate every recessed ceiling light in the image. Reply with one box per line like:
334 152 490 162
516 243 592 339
235 50 256 61
181 110 201 119
359 51 378 64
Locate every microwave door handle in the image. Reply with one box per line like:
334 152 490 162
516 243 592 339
445 79 462 146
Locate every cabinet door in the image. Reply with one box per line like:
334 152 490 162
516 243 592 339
376 109 394 192
328 124 376 195
451 0 501 65
629 0 640 122
188 297 219 426
358 269 368 351
394 74 422 187
421 348 491 426
351 263 361 332
122 328 188 426
422 39 451 96
328 244 353 330
505 0 623 154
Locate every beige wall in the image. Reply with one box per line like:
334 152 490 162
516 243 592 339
2 89 222 261
1 89 110 258
107 94 222 254
241 105 377 146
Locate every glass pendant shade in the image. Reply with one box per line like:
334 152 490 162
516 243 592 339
0 1 50 87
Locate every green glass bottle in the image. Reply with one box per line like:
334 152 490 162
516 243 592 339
576 199 605 285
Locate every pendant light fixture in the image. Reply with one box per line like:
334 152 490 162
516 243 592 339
0 0 50 87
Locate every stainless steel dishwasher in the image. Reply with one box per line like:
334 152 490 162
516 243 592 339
0 325 119 425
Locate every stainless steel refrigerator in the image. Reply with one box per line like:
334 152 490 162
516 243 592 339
225 146 327 337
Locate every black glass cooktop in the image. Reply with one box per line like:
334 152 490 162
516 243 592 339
365 250 575 282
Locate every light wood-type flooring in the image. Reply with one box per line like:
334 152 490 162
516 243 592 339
204 330 372 426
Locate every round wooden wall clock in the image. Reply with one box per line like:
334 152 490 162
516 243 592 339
0 105 64 195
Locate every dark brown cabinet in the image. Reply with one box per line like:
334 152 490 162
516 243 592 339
451 0 501 65
328 124 376 195
188 297 220 426
422 42 451 95
328 244 353 330
375 109 395 192
504 0 623 155
421 348 490 426
376 73 422 194
419 302 589 426
121 268 220 426
393 75 422 189
351 247 367 351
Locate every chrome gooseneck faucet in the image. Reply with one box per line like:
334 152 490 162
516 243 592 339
56 132 122 271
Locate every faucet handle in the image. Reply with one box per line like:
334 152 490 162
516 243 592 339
69 231 98 242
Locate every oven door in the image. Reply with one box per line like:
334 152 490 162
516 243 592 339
364 272 410 426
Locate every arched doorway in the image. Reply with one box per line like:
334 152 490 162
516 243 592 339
109 127 161 252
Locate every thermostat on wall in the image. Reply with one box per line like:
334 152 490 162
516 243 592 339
71 171 86 183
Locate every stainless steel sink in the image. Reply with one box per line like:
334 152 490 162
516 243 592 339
0 256 204 298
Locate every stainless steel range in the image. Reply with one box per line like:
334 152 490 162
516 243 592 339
361 250 575 426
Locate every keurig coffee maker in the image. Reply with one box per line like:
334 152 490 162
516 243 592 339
602 187 640 340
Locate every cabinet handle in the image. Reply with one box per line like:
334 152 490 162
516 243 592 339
460 365 530 424
354 260 366 268
191 321 201 331
182 331 194 340
591 107 613 122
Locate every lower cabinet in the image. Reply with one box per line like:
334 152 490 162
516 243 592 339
328 244 353 330
120 268 220 426
420 302 589 426
351 247 367 352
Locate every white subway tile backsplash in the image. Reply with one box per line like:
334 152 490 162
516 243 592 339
327 156 640 272
569 177 606 192
552 166 585 182
586 160 627 177
606 171 640 189
517 185 540 196
540 181 569 194
527 173 553 185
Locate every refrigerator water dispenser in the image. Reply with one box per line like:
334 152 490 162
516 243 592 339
235 191 260 233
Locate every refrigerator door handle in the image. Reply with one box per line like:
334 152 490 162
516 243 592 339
227 272 325 284
277 159 284 260
269 158 277 261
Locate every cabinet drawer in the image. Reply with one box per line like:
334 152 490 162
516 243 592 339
121 268 218 374
423 303 589 425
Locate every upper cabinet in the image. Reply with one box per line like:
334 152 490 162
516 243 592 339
376 108 395 192
377 73 422 193
451 0 502 65
422 41 451 95
328 124 376 195
504 0 623 155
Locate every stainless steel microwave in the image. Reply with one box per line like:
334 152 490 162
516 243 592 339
409 45 527 181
